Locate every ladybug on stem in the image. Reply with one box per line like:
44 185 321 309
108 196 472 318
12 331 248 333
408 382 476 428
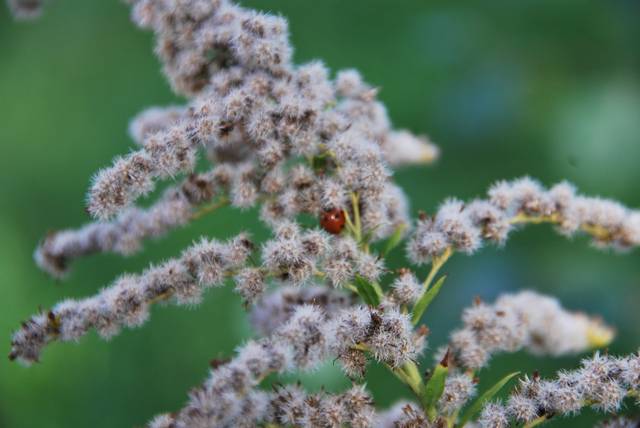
320 208 346 234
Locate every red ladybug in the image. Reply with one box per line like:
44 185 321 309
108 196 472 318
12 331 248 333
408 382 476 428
320 208 346 234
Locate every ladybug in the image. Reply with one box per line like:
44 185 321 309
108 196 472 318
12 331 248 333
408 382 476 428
320 208 346 234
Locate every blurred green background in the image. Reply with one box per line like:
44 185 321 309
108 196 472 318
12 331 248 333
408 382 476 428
1 0 639 426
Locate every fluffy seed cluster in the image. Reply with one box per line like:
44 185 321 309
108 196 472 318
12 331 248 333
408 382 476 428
6 0 46 20
34 168 232 277
376 401 431 428
150 384 375 428
249 285 354 336
11 234 252 364
260 221 387 289
595 417 640 428
260 222 330 286
80 0 436 239
445 290 614 370
27 0 442 282
390 269 422 306
408 177 640 264
379 350 640 428
152 304 416 427
291 305 423 373
376 393 477 428
438 373 477 415
478 352 640 427
128 105 189 144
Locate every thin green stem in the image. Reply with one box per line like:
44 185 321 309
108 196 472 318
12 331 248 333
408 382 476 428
351 192 362 242
509 212 613 242
423 247 453 291
391 363 423 397
401 360 425 395
343 210 358 238
191 196 230 220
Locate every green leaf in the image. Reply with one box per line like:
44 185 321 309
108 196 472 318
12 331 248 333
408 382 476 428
353 275 382 306
310 153 329 171
458 371 520 427
421 361 449 420
411 275 447 325
371 280 384 298
382 223 407 255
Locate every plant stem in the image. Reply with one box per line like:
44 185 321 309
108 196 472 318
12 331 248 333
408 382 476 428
351 192 362 242
191 196 230 220
423 247 453 291
509 212 613 242
401 360 425 396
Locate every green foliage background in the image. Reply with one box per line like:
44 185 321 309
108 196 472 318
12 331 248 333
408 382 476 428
1 1 639 426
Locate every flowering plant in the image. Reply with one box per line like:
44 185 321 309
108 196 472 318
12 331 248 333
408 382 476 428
7 1 640 427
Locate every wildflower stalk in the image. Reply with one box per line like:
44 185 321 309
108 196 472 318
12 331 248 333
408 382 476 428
190 195 230 220
344 191 364 247
401 360 427 398
422 246 453 291
510 212 615 243
351 192 363 243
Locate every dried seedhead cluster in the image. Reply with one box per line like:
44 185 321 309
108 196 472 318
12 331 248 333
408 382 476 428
7 1 640 427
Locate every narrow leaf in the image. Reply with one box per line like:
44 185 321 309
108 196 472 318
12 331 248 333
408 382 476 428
371 280 384 298
354 275 382 306
458 371 520 427
411 275 447 325
382 223 407 255
421 360 449 420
